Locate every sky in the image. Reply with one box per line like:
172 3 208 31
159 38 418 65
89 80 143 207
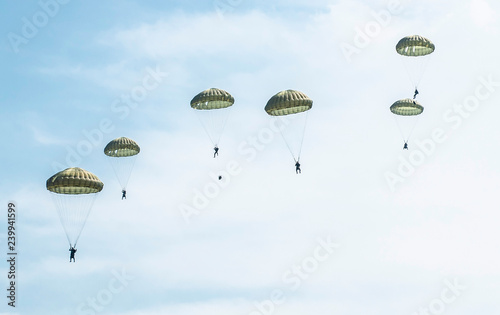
1 0 500 314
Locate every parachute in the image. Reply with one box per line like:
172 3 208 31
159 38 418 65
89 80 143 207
390 98 424 147
396 35 435 57
46 167 103 248
190 88 234 156
265 89 312 166
396 35 435 97
390 98 424 116
104 137 140 192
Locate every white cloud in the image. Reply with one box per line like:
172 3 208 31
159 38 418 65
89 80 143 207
470 0 497 30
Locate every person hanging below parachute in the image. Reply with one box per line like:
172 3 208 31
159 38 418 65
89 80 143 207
390 98 424 150
69 246 77 262
295 161 301 174
396 35 435 99
265 89 313 174
191 88 234 180
46 167 103 262
104 137 140 199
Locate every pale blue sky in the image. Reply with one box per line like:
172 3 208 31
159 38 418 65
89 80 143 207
1 0 500 314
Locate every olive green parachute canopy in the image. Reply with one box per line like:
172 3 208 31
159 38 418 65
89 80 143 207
390 99 424 116
46 167 104 195
104 137 140 157
190 88 234 110
265 90 313 116
396 35 435 57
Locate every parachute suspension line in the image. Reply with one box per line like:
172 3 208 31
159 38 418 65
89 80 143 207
52 194 71 246
215 149 222 179
209 109 218 145
196 108 216 146
402 58 421 93
215 107 232 148
51 193 97 248
392 115 406 143
278 122 298 163
399 54 432 95
125 156 137 189
108 156 137 190
73 194 97 247
393 115 421 143
296 111 310 162
195 104 232 153
406 115 421 143
414 55 432 91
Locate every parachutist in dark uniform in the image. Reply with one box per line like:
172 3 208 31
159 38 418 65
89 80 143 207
295 161 301 174
214 146 219 158
122 190 126 200
413 88 419 99
69 247 77 262
403 142 408 150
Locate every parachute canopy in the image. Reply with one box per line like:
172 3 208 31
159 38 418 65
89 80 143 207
46 167 104 195
390 99 424 116
396 35 435 57
104 137 140 157
265 90 313 116
191 88 234 110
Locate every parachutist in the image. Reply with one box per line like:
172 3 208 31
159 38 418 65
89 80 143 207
122 190 126 200
69 246 77 262
213 146 219 158
47 168 104 250
413 88 419 99
403 142 408 150
295 161 301 174
218 175 222 180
